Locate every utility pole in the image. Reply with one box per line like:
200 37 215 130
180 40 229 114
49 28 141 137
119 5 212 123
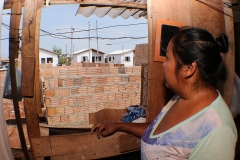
66 45 67 54
96 21 99 56
88 22 91 62
71 26 74 62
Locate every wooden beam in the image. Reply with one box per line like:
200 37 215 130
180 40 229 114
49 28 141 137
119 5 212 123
21 0 42 141
4 0 146 9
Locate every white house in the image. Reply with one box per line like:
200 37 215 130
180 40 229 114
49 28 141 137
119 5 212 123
73 48 105 63
39 48 58 66
106 49 135 66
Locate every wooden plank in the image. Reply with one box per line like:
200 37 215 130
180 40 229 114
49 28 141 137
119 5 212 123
35 2 43 115
21 57 35 96
221 0 235 106
89 109 126 124
31 136 52 157
140 64 148 107
21 0 42 140
31 132 135 159
118 133 140 153
9 0 21 59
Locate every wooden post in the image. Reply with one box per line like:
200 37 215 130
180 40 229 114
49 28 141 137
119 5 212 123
21 0 42 140
9 1 30 160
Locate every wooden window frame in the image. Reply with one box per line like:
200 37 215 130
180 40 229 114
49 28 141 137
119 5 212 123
154 19 184 62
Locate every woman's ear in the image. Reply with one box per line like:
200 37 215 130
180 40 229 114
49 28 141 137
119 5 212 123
185 62 197 78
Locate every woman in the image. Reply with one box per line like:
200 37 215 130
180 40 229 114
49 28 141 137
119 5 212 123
91 27 237 159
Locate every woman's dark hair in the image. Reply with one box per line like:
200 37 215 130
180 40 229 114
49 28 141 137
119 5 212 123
172 27 229 86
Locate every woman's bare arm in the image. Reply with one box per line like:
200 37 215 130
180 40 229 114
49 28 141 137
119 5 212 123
90 121 151 138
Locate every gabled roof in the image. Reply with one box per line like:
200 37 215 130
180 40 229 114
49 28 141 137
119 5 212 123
107 49 134 55
74 48 106 55
40 48 59 55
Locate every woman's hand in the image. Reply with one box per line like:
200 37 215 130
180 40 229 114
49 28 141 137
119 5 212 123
90 121 119 139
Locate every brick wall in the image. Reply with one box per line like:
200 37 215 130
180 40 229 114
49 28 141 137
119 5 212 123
41 65 141 125
134 43 148 66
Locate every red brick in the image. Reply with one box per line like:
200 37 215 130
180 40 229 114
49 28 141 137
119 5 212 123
69 115 78 122
110 101 119 108
49 79 59 87
125 84 133 91
78 68 87 76
90 77 98 84
85 95 93 103
119 100 126 109
69 68 78 76
135 75 141 82
45 98 51 107
52 116 60 124
133 83 139 90
131 99 140 105
71 87 79 95
85 113 89 121
73 106 79 114
95 68 103 75
111 84 119 92
97 103 104 110
59 68 69 77
107 76 113 83
118 84 125 91
61 115 69 123
123 92 129 99
102 67 110 74
93 94 101 102
80 105 89 112
103 102 111 109
110 67 118 74
68 97 76 106
129 92 137 99
129 75 136 82
65 78 73 86
125 99 132 106
73 78 81 86
113 76 121 83
118 67 126 74
77 96 85 104
56 107 65 114
95 85 104 93
82 77 91 85
115 93 123 100
58 78 64 87
51 98 59 107
109 93 115 101
87 86 95 94
101 94 109 102
98 77 107 84
79 86 88 95
104 85 111 92
89 104 97 112
78 113 85 121
47 108 56 116
45 89 54 97
121 76 128 82
59 98 69 106
87 67 95 75
125 67 133 74
64 106 73 114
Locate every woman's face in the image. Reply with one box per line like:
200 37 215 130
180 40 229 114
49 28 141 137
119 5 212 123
162 40 181 91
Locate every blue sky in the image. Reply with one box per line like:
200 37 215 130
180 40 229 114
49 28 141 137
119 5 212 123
1 4 148 58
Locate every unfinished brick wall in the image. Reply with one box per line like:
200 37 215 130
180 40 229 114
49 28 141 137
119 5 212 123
41 65 141 125
134 43 148 66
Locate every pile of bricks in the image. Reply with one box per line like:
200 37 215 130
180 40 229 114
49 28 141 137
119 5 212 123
41 65 141 125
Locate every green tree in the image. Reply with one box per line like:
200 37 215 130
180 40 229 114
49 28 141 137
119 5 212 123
52 45 70 66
